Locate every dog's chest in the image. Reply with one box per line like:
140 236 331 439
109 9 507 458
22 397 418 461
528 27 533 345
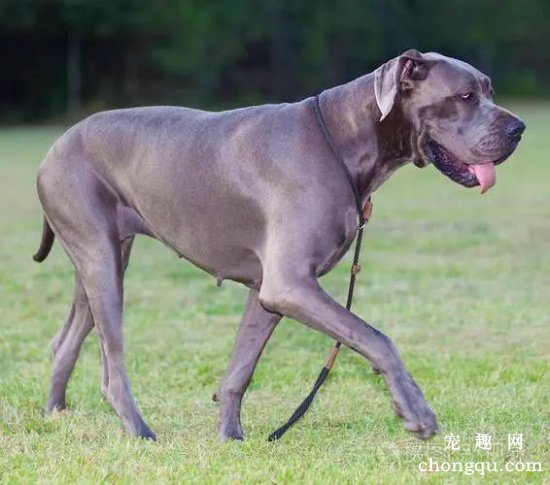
315 212 359 277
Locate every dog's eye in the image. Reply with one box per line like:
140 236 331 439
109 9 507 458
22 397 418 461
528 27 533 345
460 92 475 102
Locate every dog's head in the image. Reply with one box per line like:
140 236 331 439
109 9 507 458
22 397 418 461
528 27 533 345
374 49 525 193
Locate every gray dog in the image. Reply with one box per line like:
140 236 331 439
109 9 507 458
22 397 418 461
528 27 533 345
34 50 524 441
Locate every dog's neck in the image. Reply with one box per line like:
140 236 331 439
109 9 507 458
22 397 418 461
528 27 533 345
318 74 415 202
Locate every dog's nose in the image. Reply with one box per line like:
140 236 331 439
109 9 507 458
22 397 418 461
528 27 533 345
506 118 526 139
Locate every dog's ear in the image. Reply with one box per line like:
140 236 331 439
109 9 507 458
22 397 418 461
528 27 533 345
374 49 434 121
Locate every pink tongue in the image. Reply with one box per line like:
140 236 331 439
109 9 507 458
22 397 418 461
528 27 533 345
470 163 496 194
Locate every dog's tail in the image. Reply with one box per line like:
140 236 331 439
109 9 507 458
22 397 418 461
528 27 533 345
33 216 55 262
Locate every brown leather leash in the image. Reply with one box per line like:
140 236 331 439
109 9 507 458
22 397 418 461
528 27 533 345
268 95 373 441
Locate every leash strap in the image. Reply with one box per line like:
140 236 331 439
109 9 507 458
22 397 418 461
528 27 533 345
268 95 371 441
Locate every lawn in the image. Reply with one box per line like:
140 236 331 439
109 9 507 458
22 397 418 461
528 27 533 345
0 102 548 484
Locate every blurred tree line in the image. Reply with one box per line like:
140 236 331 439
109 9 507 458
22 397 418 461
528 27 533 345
0 0 548 122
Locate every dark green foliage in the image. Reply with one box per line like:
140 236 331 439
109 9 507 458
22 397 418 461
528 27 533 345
0 0 548 121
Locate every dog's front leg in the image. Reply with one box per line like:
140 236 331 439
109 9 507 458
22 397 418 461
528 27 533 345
260 277 438 439
215 289 281 441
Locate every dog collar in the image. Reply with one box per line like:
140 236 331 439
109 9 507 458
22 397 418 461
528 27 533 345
312 94 372 228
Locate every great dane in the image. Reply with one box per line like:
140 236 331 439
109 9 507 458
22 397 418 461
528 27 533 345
34 50 524 441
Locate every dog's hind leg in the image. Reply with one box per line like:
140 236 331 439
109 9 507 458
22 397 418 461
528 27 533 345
61 231 152 438
47 236 135 411
76 234 154 439
50 301 75 358
99 236 134 397
39 161 152 438
47 278 93 411
215 289 281 440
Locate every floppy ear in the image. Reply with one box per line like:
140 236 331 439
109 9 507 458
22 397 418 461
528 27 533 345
374 49 433 122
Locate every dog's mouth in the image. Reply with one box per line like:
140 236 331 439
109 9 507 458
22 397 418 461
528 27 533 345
424 140 516 194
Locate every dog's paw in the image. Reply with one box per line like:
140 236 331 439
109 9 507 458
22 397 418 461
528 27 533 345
134 421 157 441
219 423 245 442
138 427 157 441
391 375 439 440
394 399 439 440
45 400 67 414
122 414 157 441
403 414 439 440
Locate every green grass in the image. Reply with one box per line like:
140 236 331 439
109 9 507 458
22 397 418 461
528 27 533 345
0 102 548 484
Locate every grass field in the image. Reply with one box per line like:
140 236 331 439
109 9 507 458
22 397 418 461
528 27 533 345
0 102 548 484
